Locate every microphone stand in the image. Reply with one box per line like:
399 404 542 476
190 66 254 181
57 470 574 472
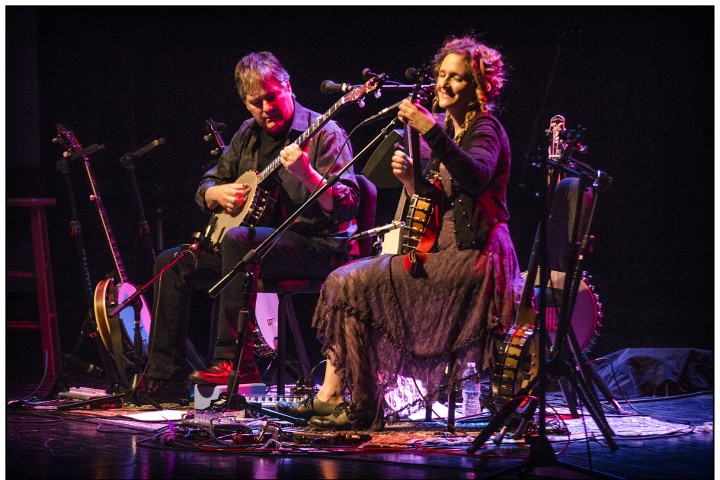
119 146 207 372
120 151 157 266
207 117 401 417
108 232 213 408
466 147 620 479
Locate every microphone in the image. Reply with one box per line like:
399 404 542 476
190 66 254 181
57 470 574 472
405 67 420 82
405 67 434 83
359 99 404 125
52 350 104 377
130 138 166 158
349 220 404 241
320 80 353 94
362 68 382 80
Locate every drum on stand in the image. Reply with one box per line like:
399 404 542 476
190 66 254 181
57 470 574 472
521 270 603 355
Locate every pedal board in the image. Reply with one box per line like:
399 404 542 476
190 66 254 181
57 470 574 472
193 383 306 411
58 386 113 400
56 387 124 411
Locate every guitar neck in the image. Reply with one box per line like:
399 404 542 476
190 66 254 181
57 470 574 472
80 156 128 283
256 98 346 184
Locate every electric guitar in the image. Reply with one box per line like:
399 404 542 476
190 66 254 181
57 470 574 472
55 125 152 361
203 75 384 249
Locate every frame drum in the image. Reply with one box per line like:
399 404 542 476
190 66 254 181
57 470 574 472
253 292 280 357
521 270 602 355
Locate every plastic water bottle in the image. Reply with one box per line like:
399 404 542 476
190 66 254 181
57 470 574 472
462 362 481 417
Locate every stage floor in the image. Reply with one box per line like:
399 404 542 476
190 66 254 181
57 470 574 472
4 371 714 480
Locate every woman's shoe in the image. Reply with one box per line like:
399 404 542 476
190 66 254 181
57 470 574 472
308 403 355 430
276 393 344 419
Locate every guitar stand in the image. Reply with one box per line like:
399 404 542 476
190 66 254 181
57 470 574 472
47 155 124 398
45 310 123 400
467 156 622 479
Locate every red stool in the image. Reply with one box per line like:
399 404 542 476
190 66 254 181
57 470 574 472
7 198 61 381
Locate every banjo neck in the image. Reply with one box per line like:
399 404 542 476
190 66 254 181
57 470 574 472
56 125 128 283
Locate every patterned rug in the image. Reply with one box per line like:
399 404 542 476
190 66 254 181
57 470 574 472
30 396 710 452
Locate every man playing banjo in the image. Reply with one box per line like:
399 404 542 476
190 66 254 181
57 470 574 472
145 51 360 403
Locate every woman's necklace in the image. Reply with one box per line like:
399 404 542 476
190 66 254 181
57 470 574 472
452 114 472 144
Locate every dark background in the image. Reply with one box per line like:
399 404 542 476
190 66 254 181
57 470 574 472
6 6 714 373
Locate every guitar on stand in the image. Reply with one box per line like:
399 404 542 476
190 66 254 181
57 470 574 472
55 125 153 392
490 115 569 418
48 140 124 397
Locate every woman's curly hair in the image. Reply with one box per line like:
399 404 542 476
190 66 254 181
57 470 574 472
432 35 507 118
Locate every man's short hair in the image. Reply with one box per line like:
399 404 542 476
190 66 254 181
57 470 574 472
234 51 291 101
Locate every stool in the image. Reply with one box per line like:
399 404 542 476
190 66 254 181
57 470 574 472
7 198 61 380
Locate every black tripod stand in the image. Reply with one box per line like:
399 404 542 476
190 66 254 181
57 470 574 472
122 300 163 410
467 138 622 479
46 153 123 398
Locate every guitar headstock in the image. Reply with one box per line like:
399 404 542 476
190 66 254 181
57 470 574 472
54 123 83 155
340 73 385 106
546 115 566 161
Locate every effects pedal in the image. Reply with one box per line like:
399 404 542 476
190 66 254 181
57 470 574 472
57 387 124 411
181 411 252 434
290 431 373 446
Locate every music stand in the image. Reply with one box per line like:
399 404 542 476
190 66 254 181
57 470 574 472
361 129 403 188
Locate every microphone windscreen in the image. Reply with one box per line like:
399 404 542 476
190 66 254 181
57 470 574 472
320 80 340 94
405 67 419 82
